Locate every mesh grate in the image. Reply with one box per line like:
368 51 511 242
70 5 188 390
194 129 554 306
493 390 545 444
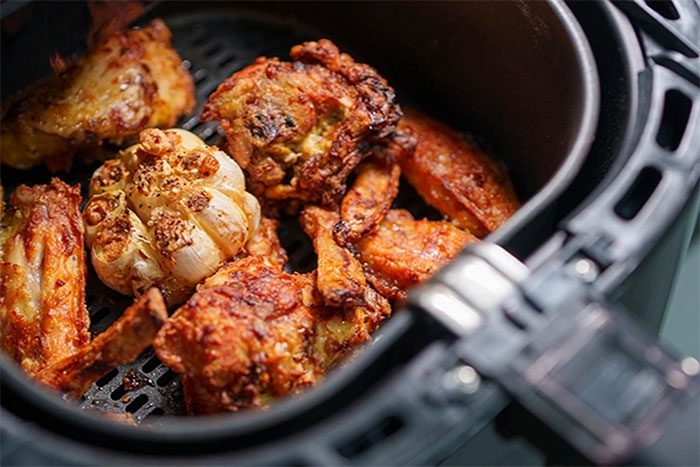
3 12 436 422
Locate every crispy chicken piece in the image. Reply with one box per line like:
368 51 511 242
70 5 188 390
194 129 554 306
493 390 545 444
357 210 478 300
154 255 391 414
202 39 402 209
39 288 167 397
312 280 390 371
1 19 195 171
397 110 519 237
1 180 167 398
154 256 318 414
335 157 401 246
300 206 366 307
0 179 90 376
244 217 288 270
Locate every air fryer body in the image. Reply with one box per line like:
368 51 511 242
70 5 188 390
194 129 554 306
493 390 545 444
1 1 698 465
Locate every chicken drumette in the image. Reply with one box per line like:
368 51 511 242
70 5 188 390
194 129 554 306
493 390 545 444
1 19 195 171
1 180 90 374
0 180 167 397
202 39 402 211
356 209 477 301
396 110 520 237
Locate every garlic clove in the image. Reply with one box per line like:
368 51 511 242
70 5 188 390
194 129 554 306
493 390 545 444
178 187 249 257
92 210 161 296
89 159 128 196
210 149 245 191
149 207 224 285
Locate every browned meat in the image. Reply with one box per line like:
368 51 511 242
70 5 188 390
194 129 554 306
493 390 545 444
154 251 391 414
39 288 167 397
1 19 195 171
300 206 366 307
0 179 90 375
357 209 478 300
335 157 401 246
154 256 318 414
245 217 288 270
398 110 519 237
202 39 402 210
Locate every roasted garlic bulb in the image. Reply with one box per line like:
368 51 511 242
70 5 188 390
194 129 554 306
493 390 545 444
84 128 261 305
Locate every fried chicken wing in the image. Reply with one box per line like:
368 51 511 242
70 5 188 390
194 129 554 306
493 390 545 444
300 206 366 307
312 280 390 371
202 39 402 209
1 181 166 398
1 19 195 171
357 210 477 300
39 288 167 397
397 110 519 237
0 179 90 375
154 256 318 414
335 157 401 245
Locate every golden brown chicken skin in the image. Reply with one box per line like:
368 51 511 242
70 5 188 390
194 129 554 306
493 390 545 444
300 206 367 307
0 179 90 375
244 217 288 270
202 39 402 210
1 19 195 171
357 210 477 301
300 206 391 369
154 256 318 414
397 110 519 237
335 157 401 246
39 288 167 398
1 180 167 397
154 249 390 414
312 276 391 371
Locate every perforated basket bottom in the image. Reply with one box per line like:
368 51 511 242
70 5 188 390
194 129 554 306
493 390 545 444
2 11 438 423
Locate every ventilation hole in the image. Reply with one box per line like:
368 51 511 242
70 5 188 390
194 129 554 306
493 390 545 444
193 69 208 84
96 368 120 387
644 0 680 20
203 43 223 58
614 167 662 220
336 415 404 459
656 89 692 151
156 369 178 387
216 54 237 69
125 394 149 414
90 307 111 325
181 59 192 70
141 356 162 374
110 384 127 401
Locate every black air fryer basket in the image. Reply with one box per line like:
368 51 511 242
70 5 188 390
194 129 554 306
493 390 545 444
1 1 699 465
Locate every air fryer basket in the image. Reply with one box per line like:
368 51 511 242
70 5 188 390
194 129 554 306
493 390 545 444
1 1 698 466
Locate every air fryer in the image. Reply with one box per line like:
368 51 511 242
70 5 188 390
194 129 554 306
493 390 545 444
0 1 698 465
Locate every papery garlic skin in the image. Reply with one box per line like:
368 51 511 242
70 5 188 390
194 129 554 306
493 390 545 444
84 128 261 305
